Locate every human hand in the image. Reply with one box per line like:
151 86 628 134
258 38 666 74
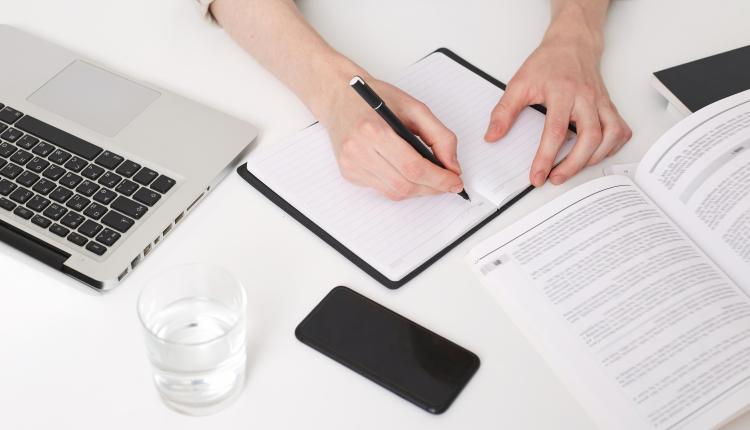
317 75 464 200
484 15 631 187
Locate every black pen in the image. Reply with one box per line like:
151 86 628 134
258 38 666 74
349 76 470 202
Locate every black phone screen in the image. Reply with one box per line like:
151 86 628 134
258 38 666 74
295 286 480 414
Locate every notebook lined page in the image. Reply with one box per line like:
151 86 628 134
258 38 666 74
248 125 496 281
246 51 563 281
401 53 575 205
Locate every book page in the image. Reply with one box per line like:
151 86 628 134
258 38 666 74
246 51 571 280
467 175 750 430
636 90 750 291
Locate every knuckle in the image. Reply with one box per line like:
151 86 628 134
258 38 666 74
411 101 430 115
385 191 404 201
356 118 380 136
401 160 426 182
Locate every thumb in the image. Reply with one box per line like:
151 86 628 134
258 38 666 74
402 101 461 175
485 82 526 142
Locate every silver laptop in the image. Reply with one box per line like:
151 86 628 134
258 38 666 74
0 25 257 290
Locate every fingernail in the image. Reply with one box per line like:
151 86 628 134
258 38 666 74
451 184 464 193
550 174 566 185
533 171 546 186
485 122 499 140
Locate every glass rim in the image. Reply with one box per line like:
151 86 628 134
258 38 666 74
136 262 247 347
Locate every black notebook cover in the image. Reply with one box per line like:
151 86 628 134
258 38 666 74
237 48 555 289
653 45 750 113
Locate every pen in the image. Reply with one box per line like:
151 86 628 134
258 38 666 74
349 76 471 202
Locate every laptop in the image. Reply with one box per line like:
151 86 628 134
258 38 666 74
0 25 257 290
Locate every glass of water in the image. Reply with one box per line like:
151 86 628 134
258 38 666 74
137 263 247 415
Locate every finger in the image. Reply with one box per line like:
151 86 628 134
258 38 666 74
485 81 528 142
530 93 574 187
364 148 442 199
590 106 632 163
375 129 464 194
549 99 602 184
397 102 461 174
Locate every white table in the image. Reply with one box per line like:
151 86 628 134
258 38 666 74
1 1 748 428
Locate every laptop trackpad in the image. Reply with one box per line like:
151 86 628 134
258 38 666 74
28 60 160 137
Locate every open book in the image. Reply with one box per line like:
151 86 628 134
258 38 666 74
239 49 574 288
468 90 750 430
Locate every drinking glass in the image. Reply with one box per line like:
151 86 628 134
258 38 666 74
137 263 247 415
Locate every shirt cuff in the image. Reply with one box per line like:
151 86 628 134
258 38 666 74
195 0 218 25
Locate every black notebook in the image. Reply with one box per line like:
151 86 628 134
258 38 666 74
237 49 575 288
652 45 750 115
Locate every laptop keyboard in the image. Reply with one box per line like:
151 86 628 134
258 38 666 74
0 103 176 257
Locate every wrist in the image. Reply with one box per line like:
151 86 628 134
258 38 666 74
544 1 605 56
304 52 371 121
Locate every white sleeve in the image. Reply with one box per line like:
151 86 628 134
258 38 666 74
194 0 218 25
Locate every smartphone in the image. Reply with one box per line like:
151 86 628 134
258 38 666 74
295 286 480 414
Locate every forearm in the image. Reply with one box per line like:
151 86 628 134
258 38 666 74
210 0 363 117
547 0 609 54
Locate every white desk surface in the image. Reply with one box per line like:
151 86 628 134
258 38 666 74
1 0 748 429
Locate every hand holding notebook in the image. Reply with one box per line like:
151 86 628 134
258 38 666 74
238 49 576 287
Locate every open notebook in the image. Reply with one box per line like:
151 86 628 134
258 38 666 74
238 49 575 288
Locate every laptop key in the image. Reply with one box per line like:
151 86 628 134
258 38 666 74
0 197 16 211
49 223 70 237
67 232 88 246
151 175 175 194
132 187 161 206
16 171 39 187
16 135 39 150
1 128 23 142
64 156 87 172
0 163 23 179
66 194 90 212
83 203 107 220
93 189 116 207
48 149 72 165
9 148 32 165
32 178 56 195
9 187 32 204
0 141 17 157
98 171 122 188
13 206 33 220
31 141 54 157
0 159 5 169
31 215 52 229
76 180 99 197
59 172 83 189
42 164 66 180
0 106 23 124
133 167 158 186
49 186 73 203
115 179 138 196
0 178 17 195
60 211 84 229
111 196 147 219
95 151 124 169
26 157 50 173
78 219 103 238
85 241 106 256
15 115 102 160
101 210 134 233
116 160 141 177
96 228 121 246
81 164 104 180
43 203 67 221
0 123 5 133
26 195 50 212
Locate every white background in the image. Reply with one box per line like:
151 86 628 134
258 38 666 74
0 0 748 429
